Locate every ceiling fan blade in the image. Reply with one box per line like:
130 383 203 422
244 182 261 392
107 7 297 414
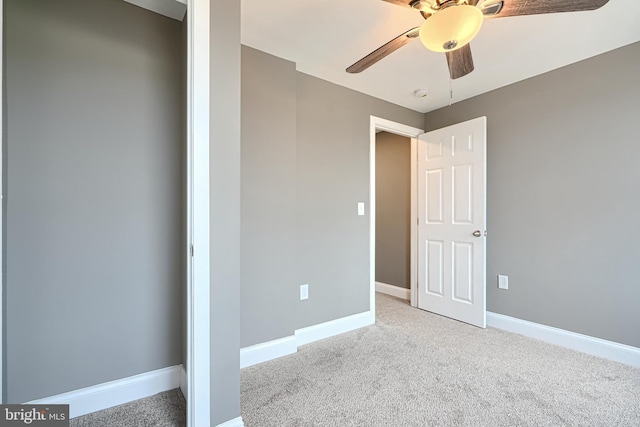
446 44 474 79
481 0 609 18
346 27 420 74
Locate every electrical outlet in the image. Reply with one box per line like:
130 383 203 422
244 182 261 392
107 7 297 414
357 202 365 216
498 275 509 290
300 284 309 300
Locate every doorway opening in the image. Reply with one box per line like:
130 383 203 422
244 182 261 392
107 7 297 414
0 1 212 425
369 117 423 318
374 131 413 301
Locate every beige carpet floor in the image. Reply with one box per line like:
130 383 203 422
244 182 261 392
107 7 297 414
241 293 640 426
68 294 639 426
69 389 185 426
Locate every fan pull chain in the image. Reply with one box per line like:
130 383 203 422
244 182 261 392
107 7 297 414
449 78 453 106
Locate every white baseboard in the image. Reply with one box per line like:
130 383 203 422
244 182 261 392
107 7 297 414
216 416 245 427
487 312 640 368
179 365 187 400
240 335 297 369
375 282 410 300
27 365 182 419
239 311 374 368
295 311 374 347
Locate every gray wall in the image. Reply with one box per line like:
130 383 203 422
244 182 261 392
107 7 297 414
375 132 411 289
296 73 423 329
424 41 640 348
241 47 297 347
5 0 184 403
210 0 242 424
238 47 423 346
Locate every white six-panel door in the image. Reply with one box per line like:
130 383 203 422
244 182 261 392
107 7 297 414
417 117 487 328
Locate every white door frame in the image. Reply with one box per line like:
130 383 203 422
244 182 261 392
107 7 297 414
369 116 424 316
186 0 211 425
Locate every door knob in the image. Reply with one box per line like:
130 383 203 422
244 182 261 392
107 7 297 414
472 230 482 237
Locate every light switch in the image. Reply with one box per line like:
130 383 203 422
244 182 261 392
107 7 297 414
498 275 509 290
357 202 365 216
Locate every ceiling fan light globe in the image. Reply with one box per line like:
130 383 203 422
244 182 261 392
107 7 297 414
419 5 483 53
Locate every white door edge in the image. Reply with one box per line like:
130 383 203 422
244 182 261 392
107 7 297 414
187 0 211 425
369 116 424 316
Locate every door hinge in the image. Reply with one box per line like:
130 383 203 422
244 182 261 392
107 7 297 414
190 244 194 257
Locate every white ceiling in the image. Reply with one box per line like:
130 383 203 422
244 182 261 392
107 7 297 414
241 0 640 113
123 0 186 21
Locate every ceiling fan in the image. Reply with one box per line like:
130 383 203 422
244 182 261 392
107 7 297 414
346 0 610 79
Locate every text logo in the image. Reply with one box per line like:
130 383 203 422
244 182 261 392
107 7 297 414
0 405 69 427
